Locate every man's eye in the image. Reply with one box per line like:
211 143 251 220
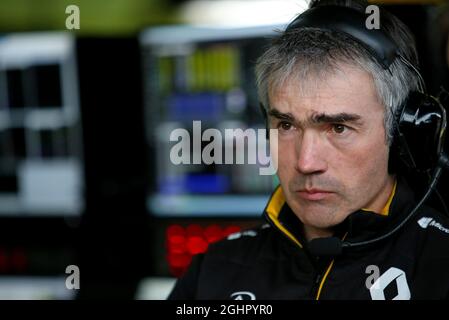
332 124 347 134
278 121 293 131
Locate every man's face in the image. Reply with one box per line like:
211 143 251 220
268 63 394 230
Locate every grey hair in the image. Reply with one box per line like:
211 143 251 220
255 0 420 144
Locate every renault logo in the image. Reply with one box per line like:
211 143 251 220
230 291 256 300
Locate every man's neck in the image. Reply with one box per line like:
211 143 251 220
303 224 334 242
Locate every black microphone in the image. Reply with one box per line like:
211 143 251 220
306 154 448 258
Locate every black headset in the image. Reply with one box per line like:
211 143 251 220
263 4 449 256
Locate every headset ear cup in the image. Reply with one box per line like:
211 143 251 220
390 91 446 172
388 119 416 175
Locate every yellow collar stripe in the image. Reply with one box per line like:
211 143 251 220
266 187 303 248
315 232 348 300
380 180 397 216
361 180 397 216
315 260 335 300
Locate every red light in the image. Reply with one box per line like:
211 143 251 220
186 224 202 237
167 241 186 255
167 252 191 267
223 225 241 237
167 225 185 237
186 236 208 255
167 253 192 278
167 235 186 253
204 225 223 243
166 224 186 254
165 224 243 277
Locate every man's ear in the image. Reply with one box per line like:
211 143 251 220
259 103 269 139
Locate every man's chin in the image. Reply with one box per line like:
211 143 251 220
294 208 346 230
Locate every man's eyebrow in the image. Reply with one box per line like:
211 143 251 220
311 112 362 124
267 108 295 121
267 109 363 126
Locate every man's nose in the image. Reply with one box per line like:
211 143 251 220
294 130 327 175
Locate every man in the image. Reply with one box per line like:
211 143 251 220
168 0 449 300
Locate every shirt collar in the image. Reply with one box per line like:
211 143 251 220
264 178 408 248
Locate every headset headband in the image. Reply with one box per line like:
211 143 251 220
286 6 398 69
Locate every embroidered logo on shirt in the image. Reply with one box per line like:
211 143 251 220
230 291 256 300
418 217 449 234
227 230 257 240
369 267 410 300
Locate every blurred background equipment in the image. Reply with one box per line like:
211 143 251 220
141 24 281 217
0 32 83 216
0 32 81 300
139 22 286 300
0 0 448 300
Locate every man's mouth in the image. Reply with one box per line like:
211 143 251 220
296 189 334 201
